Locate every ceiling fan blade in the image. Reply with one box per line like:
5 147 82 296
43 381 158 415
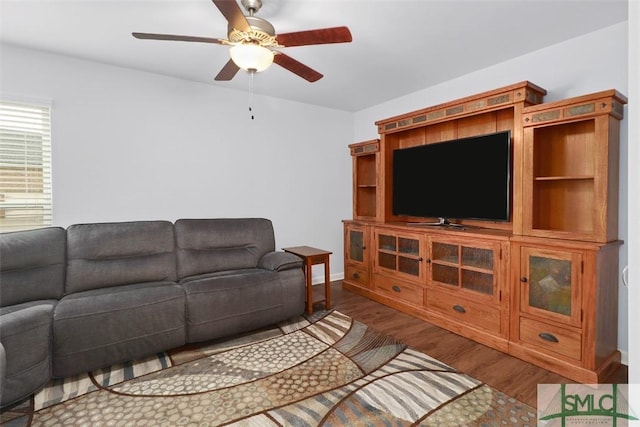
212 0 251 32
274 53 323 82
215 59 241 81
132 32 225 44
276 26 352 48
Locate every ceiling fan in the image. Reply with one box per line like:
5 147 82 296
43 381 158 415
132 0 352 82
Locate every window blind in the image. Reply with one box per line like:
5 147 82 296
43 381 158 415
0 100 52 232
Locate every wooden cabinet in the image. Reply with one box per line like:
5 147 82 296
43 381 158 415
509 238 621 382
343 222 370 289
372 228 426 308
519 90 627 242
425 234 510 349
349 140 380 220
342 223 511 350
516 246 582 327
343 82 625 383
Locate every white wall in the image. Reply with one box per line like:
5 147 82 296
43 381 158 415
0 44 353 281
354 22 631 358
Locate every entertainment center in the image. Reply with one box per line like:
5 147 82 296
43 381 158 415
343 81 627 383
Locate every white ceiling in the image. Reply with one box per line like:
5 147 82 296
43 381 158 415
0 0 628 112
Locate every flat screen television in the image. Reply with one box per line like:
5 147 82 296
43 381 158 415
392 130 511 223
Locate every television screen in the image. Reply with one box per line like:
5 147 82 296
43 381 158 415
392 130 511 222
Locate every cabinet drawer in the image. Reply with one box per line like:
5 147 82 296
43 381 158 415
519 317 582 360
345 265 368 287
426 288 501 333
374 274 424 306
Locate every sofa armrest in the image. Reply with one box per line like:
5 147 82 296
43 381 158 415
258 252 303 272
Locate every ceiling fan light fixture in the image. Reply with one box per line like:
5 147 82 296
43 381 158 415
229 44 274 72
133 0 352 82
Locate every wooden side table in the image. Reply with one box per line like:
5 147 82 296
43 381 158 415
282 246 332 315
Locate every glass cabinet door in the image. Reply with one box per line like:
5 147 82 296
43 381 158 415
348 229 364 263
345 225 368 267
377 233 397 271
374 231 424 282
461 246 494 295
520 247 582 326
429 239 498 298
398 237 421 276
431 242 459 287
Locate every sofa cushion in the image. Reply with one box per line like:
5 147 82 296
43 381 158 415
65 221 176 294
174 218 275 279
0 227 66 307
53 281 185 378
0 301 55 407
181 269 285 343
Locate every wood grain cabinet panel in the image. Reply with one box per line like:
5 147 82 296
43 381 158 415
344 265 368 288
374 273 424 307
519 317 582 361
426 288 501 334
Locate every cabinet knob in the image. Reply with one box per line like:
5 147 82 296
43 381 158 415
392 285 401 293
426 258 432 264
538 332 559 343
520 277 528 283
362 246 366 250
353 272 360 279
453 304 466 314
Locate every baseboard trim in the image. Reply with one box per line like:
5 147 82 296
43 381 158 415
311 272 344 285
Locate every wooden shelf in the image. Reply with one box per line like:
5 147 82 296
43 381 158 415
534 176 593 181
349 140 380 221
522 91 626 243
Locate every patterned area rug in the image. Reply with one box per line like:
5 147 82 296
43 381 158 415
1 310 536 426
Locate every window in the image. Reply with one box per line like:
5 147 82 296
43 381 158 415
0 100 52 232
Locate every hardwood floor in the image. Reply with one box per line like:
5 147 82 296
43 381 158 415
321 280 628 408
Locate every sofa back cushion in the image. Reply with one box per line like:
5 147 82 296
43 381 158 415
0 227 66 306
174 218 275 279
65 221 176 294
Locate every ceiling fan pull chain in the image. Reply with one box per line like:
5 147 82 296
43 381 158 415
249 70 255 120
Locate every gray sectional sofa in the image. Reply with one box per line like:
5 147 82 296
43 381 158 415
0 218 305 408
